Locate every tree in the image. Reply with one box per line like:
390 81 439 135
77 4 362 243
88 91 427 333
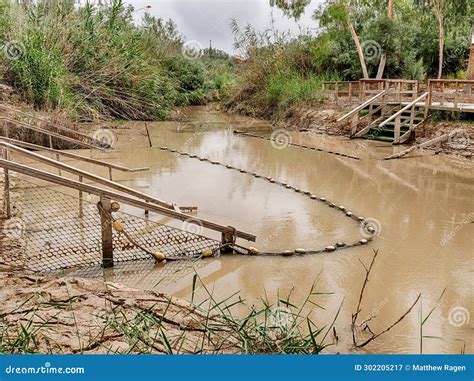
375 0 393 79
416 0 470 79
271 0 369 78
469 26 474 80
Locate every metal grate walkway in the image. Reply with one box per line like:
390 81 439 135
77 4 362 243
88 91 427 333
2 175 220 275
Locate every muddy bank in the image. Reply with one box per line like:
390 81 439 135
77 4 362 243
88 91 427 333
0 175 232 354
0 263 241 354
276 103 474 159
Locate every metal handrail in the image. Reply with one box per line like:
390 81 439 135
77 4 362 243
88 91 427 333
0 159 257 242
1 116 106 151
0 141 173 210
0 102 102 146
0 136 148 173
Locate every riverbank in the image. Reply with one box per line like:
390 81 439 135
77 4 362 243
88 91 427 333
0 263 238 354
1 104 472 354
271 103 474 159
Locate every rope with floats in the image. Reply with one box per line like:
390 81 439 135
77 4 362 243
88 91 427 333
156 146 377 259
233 130 361 160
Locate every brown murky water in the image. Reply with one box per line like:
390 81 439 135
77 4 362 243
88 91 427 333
21 105 473 354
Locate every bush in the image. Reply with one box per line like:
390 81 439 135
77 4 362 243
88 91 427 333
0 0 224 121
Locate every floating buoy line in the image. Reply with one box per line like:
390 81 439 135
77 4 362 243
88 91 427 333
153 145 376 259
233 130 361 160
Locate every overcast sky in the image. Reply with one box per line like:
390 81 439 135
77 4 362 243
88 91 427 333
128 0 322 54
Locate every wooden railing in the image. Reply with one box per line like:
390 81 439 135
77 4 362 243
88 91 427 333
379 92 429 144
0 141 175 211
323 79 419 103
322 81 360 103
427 80 474 109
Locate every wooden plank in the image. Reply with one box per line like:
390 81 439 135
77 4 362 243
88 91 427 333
0 160 257 242
337 91 387 122
384 134 450 160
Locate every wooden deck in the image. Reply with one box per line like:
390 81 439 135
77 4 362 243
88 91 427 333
323 79 474 113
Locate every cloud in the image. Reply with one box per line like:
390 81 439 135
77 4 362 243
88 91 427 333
129 0 321 54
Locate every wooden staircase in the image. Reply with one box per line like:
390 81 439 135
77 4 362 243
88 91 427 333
337 91 430 144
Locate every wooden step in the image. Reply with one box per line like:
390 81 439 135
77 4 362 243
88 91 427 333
362 134 395 142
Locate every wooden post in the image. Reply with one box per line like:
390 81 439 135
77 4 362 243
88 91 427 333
410 105 416 129
49 135 53 149
2 149 11 219
454 82 460 109
441 82 445 105
394 114 401 143
55 153 62 176
367 103 374 126
348 82 353 102
427 81 432 111
99 196 113 268
351 113 359 135
145 123 153 148
108 167 113 181
78 175 83 219
221 226 236 253
335 82 339 104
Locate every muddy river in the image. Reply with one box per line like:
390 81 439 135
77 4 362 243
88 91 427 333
19 105 473 354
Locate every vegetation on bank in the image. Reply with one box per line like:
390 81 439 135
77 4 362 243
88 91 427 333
225 0 472 118
0 0 234 121
0 0 472 122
